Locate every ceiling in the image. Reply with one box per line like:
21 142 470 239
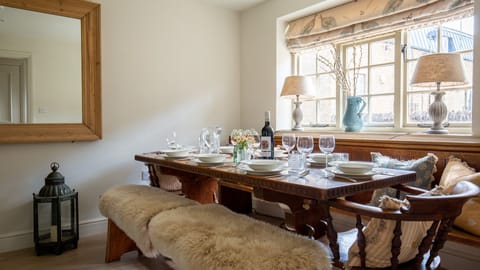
203 0 267 11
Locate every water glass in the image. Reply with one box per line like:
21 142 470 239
288 150 305 173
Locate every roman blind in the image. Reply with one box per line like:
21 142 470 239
285 0 473 52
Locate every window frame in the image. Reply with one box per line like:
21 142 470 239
292 17 474 134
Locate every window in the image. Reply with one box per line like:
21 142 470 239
295 16 474 131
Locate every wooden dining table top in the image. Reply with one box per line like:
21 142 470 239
135 152 417 201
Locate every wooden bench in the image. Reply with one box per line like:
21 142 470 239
275 134 480 248
99 184 331 270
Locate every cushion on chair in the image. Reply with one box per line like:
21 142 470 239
439 157 480 236
153 165 183 191
148 203 331 270
369 153 438 206
99 184 198 257
348 196 432 268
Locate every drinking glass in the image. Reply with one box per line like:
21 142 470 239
246 129 260 159
319 135 335 170
282 134 296 154
166 131 178 149
296 135 313 170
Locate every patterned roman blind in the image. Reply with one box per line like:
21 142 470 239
285 0 473 52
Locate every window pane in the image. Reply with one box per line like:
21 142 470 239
408 26 438 59
370 38 395 65
407 92 432 123
347 68 368 96
368 95 394 124
445 89 472 123
317 47 336 72
370 64 394 94
318 99 336 124
462 52 473 84
317 74 335 98
299 51 316 75
301 100 316 126
346 43 368 68
441 17 473 53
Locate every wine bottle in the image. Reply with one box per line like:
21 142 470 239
260 111 274 159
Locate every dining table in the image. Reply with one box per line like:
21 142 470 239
134 151 416 239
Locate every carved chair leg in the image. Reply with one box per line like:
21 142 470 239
105 219 138 263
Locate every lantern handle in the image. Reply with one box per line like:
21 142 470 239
50 162 60 172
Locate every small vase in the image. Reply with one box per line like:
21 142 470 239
343 96 366 132
233 144 248 163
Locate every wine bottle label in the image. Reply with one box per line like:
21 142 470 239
260 136 272 157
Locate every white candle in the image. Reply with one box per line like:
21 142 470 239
50 225 57 242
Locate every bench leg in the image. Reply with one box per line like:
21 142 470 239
105 219 138 263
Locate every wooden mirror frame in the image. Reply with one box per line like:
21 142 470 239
0 0 101 143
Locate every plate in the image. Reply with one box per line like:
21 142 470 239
306 158 326 167
242 160 286 171
192 159 225 167
219 146 234 154
242 167 284 176
326 167 377 180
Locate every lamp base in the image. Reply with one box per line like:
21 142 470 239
426 128 449 134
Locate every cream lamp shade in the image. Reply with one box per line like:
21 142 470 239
411 53 468 87
280 76 315 131
410 53 468 134
280 76 315 98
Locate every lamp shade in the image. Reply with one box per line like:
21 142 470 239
410 53 468 87
280 76 315 98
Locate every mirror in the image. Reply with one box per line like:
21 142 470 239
0 0 101 143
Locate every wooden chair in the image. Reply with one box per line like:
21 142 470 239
324 181 479 270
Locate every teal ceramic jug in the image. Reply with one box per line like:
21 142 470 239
342 96 366 132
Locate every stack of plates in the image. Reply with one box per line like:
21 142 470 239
161 149 191 160
240 160 286 176
327 161 377 180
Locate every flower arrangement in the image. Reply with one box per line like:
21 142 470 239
230 129 256 149
316 43 363 97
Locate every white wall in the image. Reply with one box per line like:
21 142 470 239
0 0 240 252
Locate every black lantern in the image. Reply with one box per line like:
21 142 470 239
33 162 79 255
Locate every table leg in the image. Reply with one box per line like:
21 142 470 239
218 182 252 214
254 187 327 239
149 165 218 204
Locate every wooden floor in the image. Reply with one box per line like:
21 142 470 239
0 233 177 270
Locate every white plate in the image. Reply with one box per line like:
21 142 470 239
161 149 191 157
337 161 376 174
326 167 376 180
306 158 326 167
242 167 284 176
192 159 224 167
219 146 234 154
242 160 285 171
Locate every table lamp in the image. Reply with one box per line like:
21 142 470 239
280 76 315 131
410 53 468 134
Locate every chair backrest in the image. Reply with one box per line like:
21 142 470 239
326 181 480 270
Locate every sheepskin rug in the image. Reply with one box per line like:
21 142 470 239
148 203 331 270
98 184 198 257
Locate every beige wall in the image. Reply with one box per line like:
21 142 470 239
0 0 240 252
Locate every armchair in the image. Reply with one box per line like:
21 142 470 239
325 181 479 270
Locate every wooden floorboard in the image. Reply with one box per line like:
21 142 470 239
0 233 176 270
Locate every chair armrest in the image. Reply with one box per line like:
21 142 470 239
329 198 403 220
391 184 426 195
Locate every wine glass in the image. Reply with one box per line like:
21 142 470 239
282 134 296 155
296 135 313 170
166 131 178 149
319 135 335 171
